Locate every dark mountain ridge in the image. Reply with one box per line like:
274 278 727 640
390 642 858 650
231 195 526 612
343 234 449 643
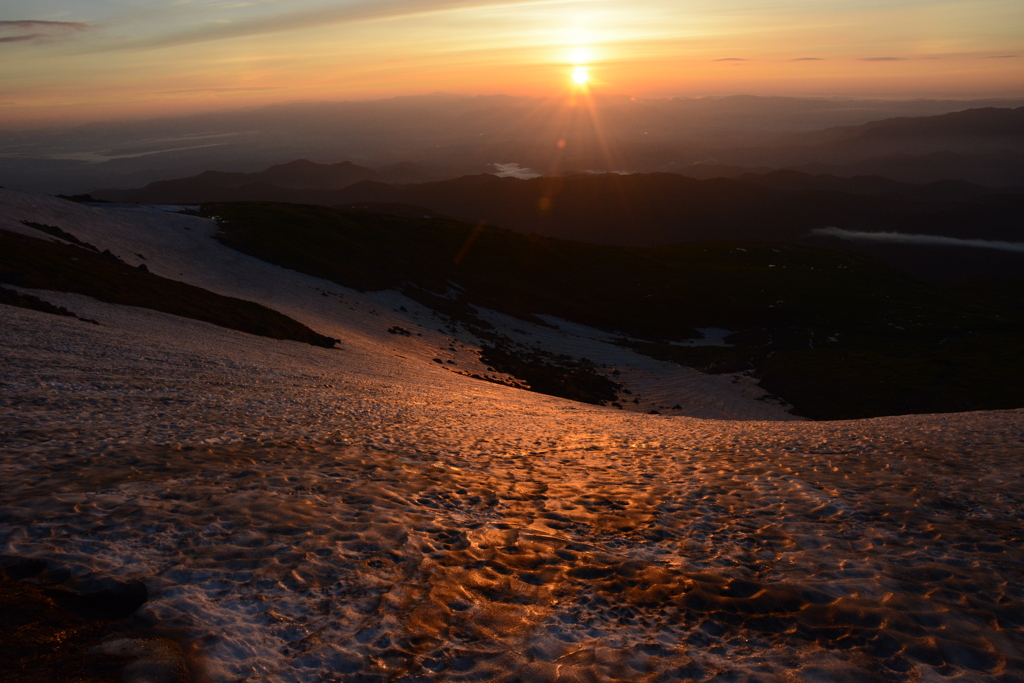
92 167 1024 283
831 106 1024 143
95 159 433 202
86 104 1024 283
735 169 1002 200
95 166 1024 237
700 107 1024 185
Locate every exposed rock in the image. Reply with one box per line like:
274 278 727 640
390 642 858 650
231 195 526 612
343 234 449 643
91 639 191 683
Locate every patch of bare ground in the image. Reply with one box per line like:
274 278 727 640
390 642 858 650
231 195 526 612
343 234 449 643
0 566 191 683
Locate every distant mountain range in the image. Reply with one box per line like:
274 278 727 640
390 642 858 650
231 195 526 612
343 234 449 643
6 98 1022 194
93 159 432 203
93 103 1024 198
810 106 1024 146
96 157 1017 205
714 106 1024 186
86 105 1024 283
92 169 1023 285
94 164 1024 255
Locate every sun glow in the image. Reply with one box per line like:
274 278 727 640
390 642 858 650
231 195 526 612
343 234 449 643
568 47 594 65
572 67 590 85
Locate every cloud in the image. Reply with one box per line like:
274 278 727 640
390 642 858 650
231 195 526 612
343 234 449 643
0 20 87 29
714 57 749 62
153 85 280 95
860 57 906 62
811 227 1024 254
492 162 540 179
790 57 824 61
984 54 1017 59
0 20 88 45
99 0 542 51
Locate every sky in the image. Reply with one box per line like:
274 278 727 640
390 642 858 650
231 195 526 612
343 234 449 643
1 0 1022 126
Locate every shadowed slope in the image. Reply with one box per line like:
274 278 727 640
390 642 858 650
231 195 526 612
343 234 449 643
203 202 1024 419
0 229 338 348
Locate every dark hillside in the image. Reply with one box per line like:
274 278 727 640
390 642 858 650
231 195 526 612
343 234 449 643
96 170 1024 271
203 202 1024 419
736 170 1000 200
847 106 1024 141
94 159 434 203
328 173 1024 247
0 229 338 348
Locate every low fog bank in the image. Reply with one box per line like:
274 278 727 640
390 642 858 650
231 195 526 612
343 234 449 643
813 227 1024 253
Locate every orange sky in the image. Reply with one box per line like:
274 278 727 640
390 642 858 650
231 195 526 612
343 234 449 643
1 0 1022 126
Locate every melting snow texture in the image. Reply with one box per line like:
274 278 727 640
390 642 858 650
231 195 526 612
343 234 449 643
2 189 1024 682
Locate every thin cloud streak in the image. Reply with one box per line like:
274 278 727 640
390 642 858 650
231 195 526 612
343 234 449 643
860 57 907 62
812 227 1024 254
0 19 88 45
0 21 88 29
96 0 559 52
0 35 41 43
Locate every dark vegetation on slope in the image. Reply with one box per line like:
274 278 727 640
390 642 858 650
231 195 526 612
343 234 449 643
203 202 1024 420
803 236 1024 287
0 285 97 324
330 172 1024 248
478 345 622 406
629 336 1024 420
22 220 102 252
428 335 621 405
957 276 1024 316
0 229 338 349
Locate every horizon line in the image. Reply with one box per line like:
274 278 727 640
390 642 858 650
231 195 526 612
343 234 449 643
3 91 1024 130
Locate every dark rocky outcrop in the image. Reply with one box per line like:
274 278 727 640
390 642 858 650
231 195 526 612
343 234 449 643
0 229 338 349
0 559 190 683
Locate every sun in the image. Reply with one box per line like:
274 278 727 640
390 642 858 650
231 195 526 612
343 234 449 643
572 67 589 86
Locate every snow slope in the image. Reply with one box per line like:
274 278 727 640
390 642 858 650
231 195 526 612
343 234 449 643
0 189 798 421
2 190 1023 682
